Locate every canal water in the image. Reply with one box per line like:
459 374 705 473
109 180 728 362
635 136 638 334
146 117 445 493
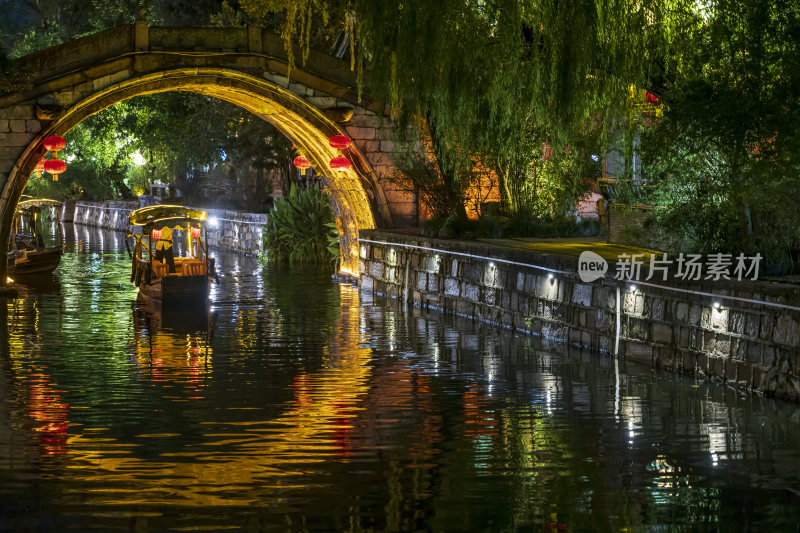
1 225 799 532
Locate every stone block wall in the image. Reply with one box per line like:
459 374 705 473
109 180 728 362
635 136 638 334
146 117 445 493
203 208 266 256
607 207 650 244
359 230 800 402
73 201 138 231
71 201 265 256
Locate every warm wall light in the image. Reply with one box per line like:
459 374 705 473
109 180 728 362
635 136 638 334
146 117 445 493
151 228 162 241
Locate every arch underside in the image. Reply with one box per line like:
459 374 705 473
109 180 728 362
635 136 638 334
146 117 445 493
3 68 380 276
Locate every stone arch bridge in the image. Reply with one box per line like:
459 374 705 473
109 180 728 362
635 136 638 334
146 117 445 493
0 22 417 282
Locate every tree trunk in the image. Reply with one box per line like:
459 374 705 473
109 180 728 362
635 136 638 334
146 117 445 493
497 161 514 215
427 112 467 221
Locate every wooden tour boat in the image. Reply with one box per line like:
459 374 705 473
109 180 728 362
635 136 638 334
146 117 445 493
127 205 216 305
7 197 64 277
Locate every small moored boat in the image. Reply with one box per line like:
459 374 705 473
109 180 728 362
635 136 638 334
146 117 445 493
127 205 216 305
7 197 64 277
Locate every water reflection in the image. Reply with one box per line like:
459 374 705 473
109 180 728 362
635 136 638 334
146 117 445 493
1 225 799 531
132 301 214 397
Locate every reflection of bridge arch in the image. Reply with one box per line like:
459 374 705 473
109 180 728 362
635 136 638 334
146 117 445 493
0 24 412 282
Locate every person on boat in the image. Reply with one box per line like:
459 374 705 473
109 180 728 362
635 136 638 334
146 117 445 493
155 225 175 273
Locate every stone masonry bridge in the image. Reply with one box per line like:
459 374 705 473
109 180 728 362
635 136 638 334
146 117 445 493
0 21 417 281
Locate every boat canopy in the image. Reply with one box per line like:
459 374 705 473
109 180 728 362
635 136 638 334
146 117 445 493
17 198 62 211
129 205 207 229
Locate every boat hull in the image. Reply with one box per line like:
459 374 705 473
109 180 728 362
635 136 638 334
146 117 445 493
8 247 63 276
138 274 210 306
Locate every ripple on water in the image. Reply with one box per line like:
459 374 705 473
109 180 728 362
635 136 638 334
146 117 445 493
1 225 799 531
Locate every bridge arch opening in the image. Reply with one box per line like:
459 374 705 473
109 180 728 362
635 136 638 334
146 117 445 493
2 68 383 280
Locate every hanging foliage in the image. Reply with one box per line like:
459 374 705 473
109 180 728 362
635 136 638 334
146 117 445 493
240 0 677 218
239 0 330 77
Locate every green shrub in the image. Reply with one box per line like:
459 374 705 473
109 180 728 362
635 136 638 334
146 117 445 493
262 184 340 266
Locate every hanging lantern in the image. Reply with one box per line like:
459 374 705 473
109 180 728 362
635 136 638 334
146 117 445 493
330 156 351 171
329 135 351 149
33 159 45 177
151 228 162 241
43 135 66 153
44 159 67 181
191 226 201 240
293 155 312 176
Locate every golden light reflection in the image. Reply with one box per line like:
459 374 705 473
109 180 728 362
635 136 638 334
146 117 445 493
28 372 70 455
133 308 213 396
63 285 373 507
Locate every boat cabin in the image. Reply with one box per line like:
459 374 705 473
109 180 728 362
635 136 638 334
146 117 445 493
127 205 215 304
7 197 65 277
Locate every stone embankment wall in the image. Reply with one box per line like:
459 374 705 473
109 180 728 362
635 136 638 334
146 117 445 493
73 201 137 231
71 201 265 255
202 208 265 256
359 230 800 402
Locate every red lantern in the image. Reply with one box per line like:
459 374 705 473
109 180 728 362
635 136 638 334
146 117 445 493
43 135 66 152
151 228 162 241
44 159 67 175
33 159 45 176
329 134 351 149
191 226 201 239
330 156 351 171
293 155 311 169
294 155 312 176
